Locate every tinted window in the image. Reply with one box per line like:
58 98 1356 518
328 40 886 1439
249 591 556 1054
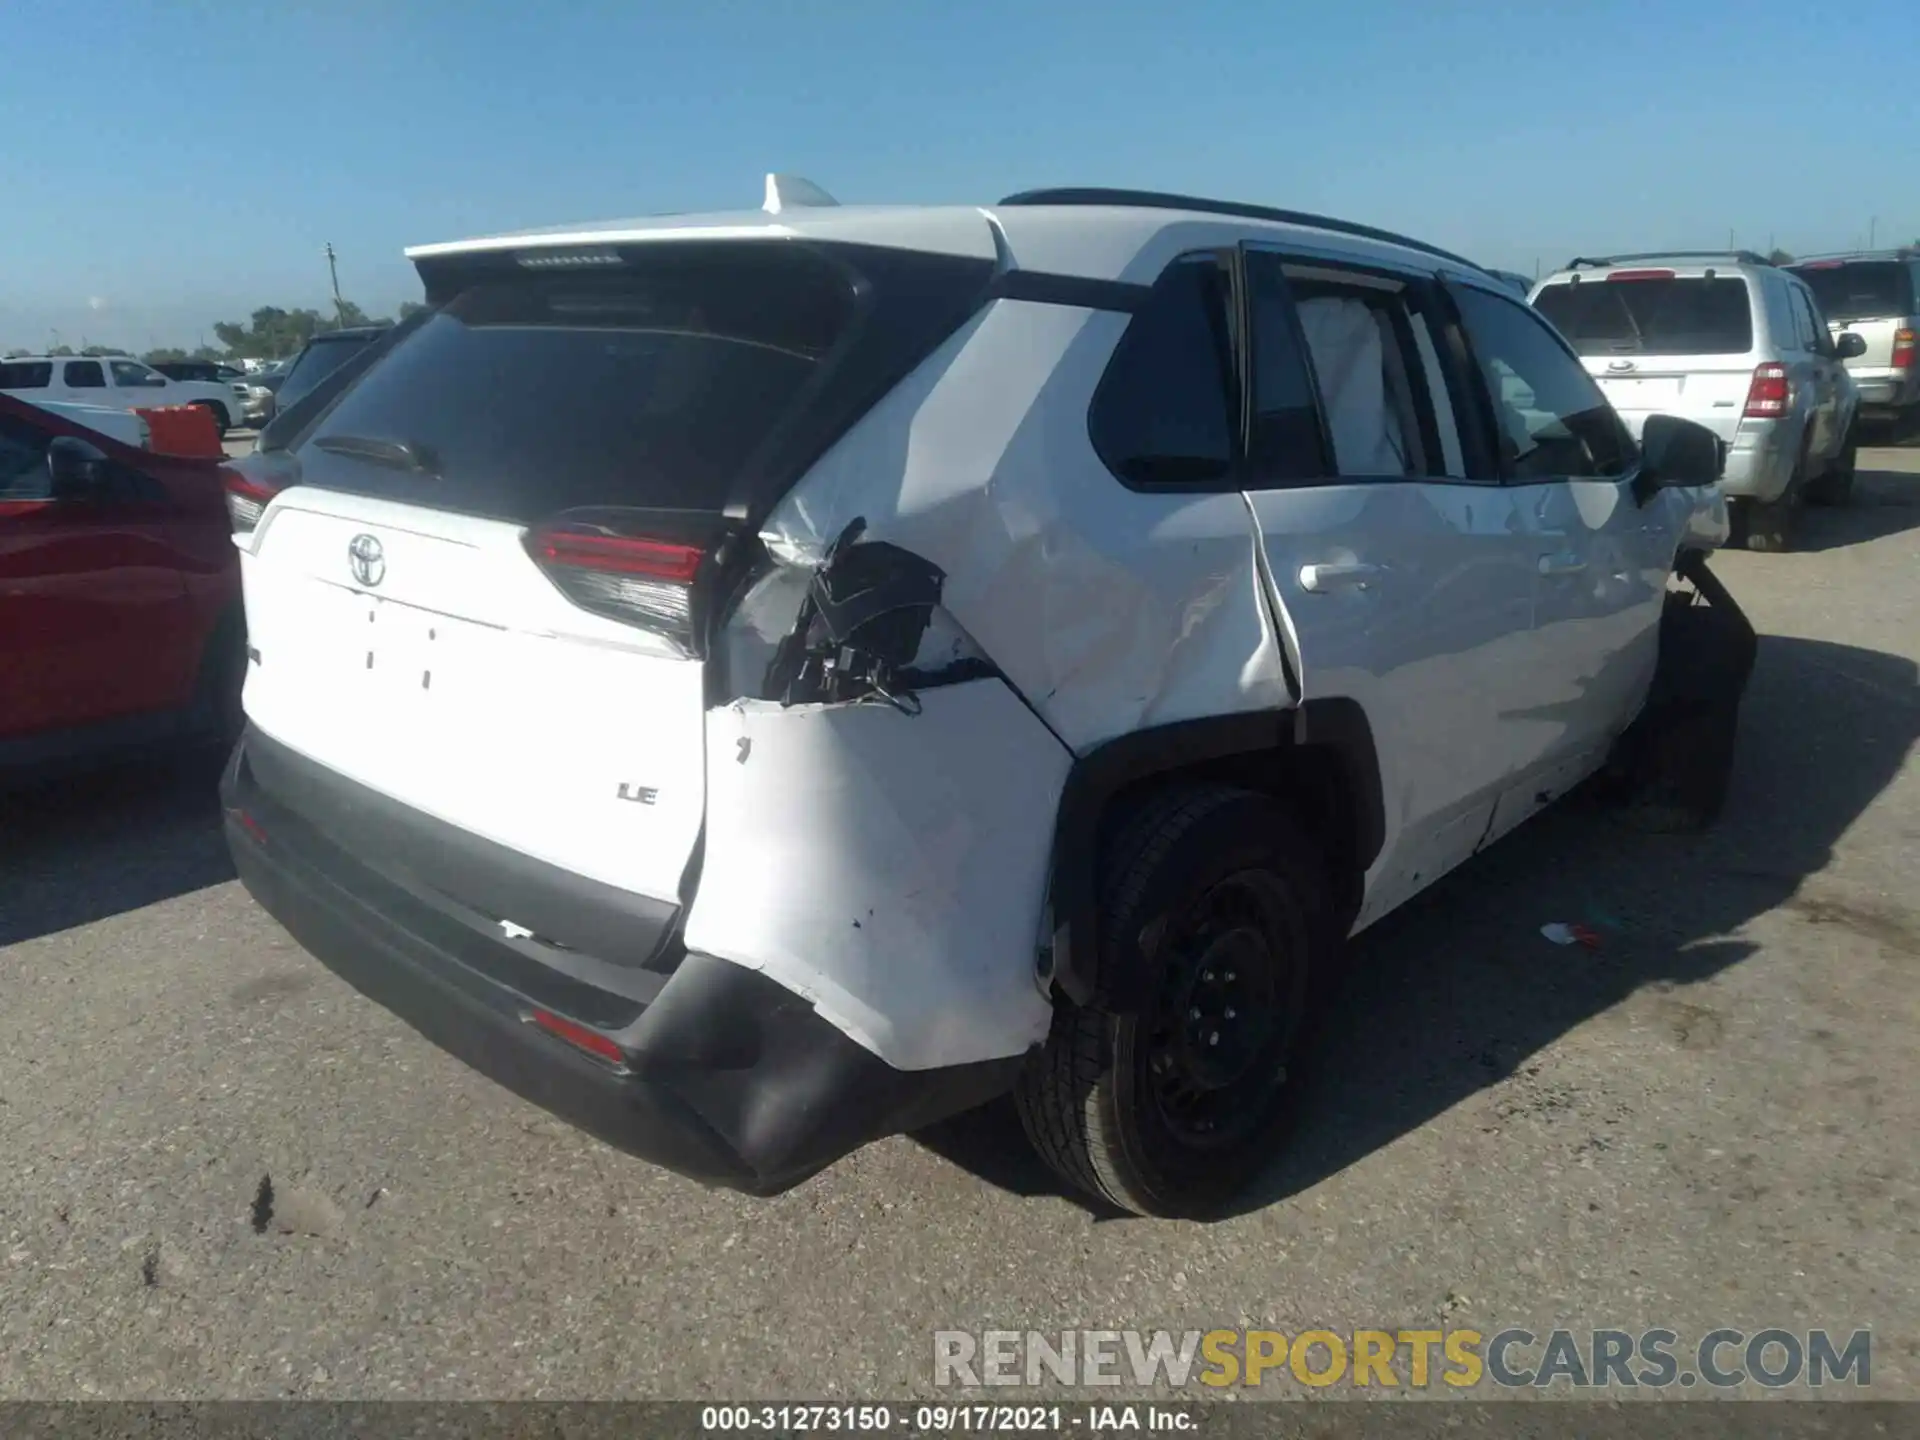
1789 261 1915 322
299 245 877 517
1454 284 1636 482
1243 255 1329 483
0 362 53 389
1090 255 1235 487
277 333 382 412
64 361 106 389
1534 276 1754 356
0 416 51 500
111 359 166 388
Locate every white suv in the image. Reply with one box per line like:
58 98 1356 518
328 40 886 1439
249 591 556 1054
0 354 245 435
1531 253 1864 551
221 179 1741 1217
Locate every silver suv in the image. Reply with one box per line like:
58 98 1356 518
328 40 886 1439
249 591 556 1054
1786 251 1920 438
1532 252 1864 550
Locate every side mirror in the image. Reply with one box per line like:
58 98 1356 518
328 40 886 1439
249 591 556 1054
1634 414 1724 504
1835 331 1868 360
47 435 110 498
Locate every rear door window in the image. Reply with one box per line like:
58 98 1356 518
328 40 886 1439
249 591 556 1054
64 361 106 389
1789 261 1916 322
1534 276 1755 356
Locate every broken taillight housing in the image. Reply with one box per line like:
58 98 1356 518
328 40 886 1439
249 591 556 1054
525 516 716 656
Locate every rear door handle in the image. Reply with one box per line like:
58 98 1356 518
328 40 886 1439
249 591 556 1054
1537 551 1588 576
1298 561 1382 593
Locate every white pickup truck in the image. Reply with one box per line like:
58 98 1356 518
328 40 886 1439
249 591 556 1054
0 354 242 434
29 397 152 448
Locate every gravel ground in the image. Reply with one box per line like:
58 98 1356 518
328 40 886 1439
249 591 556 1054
3 449 1917 1401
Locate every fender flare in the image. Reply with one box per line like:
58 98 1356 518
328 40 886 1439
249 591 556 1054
1044 698 1385 1009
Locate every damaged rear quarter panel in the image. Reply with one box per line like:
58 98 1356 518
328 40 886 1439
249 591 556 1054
682 679 1071 1071
759 294 1291 754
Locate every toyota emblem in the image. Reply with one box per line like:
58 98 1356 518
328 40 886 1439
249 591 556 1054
348 533 386 587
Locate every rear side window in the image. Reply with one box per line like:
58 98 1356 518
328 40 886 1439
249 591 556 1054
1534 276 1754 356
1789 261 1916 322
64 361 106 389
1090 254 1236 488
0 362 52 389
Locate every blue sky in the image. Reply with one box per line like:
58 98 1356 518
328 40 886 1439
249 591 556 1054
3 0 1913 351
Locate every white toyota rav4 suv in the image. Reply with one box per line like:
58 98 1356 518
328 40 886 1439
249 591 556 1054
221 179 1745 1217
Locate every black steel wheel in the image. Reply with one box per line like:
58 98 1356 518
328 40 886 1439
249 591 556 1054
1016 785 1334 1218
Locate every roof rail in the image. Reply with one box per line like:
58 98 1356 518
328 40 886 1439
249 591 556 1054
997 187 1490 275
1564 250 1772 270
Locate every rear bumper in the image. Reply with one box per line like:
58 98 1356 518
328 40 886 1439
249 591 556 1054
221 728 1022 1194
1848 368 1919 412
1719 418 1797 502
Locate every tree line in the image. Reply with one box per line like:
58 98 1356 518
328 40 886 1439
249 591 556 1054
4 299 427 366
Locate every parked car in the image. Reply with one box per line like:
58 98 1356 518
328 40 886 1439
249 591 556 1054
152 359 247 384
1786 252 1920 438
0 393 243 781
1531 251 1863 550
0 354 245 436
235 360 289 428
221 178 1738 1218
258 327 391 436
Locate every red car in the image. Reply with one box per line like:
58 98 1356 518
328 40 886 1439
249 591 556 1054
0 393 242 780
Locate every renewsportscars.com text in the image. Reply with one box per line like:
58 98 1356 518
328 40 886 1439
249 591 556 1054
933 1327 1871 1390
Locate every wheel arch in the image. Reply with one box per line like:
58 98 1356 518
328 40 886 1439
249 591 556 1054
1044 699 1385 1011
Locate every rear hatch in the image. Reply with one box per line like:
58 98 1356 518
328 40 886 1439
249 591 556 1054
1534 272 1758 442
1790 260 1916 373
233 238 988 911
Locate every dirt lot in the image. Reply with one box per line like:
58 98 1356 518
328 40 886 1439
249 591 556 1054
2 451 1917 1400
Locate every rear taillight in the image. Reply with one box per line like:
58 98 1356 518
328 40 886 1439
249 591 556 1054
525 522 707 654
1743 363 1790 418
1894 328 1916 369
223 467 279 533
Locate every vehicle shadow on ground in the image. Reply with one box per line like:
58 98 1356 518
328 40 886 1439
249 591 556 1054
1795 464 1920 552
0 747 234 947
914 634 1919 1220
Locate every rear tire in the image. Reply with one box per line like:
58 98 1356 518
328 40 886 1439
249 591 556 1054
1014 786 1335 1218
1739 438 1809 551
1805 428 1857 507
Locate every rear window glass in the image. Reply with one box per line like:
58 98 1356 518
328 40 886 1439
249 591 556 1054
0 362 53 389
1788 261 1915 322
1534 277 1754 356
278 333 383 411
297 246 862 517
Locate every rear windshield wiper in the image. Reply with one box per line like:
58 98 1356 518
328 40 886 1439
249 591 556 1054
312 434 441 477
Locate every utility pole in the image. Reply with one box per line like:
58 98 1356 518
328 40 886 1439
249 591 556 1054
1869 216 1878 250
325 242 345 323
